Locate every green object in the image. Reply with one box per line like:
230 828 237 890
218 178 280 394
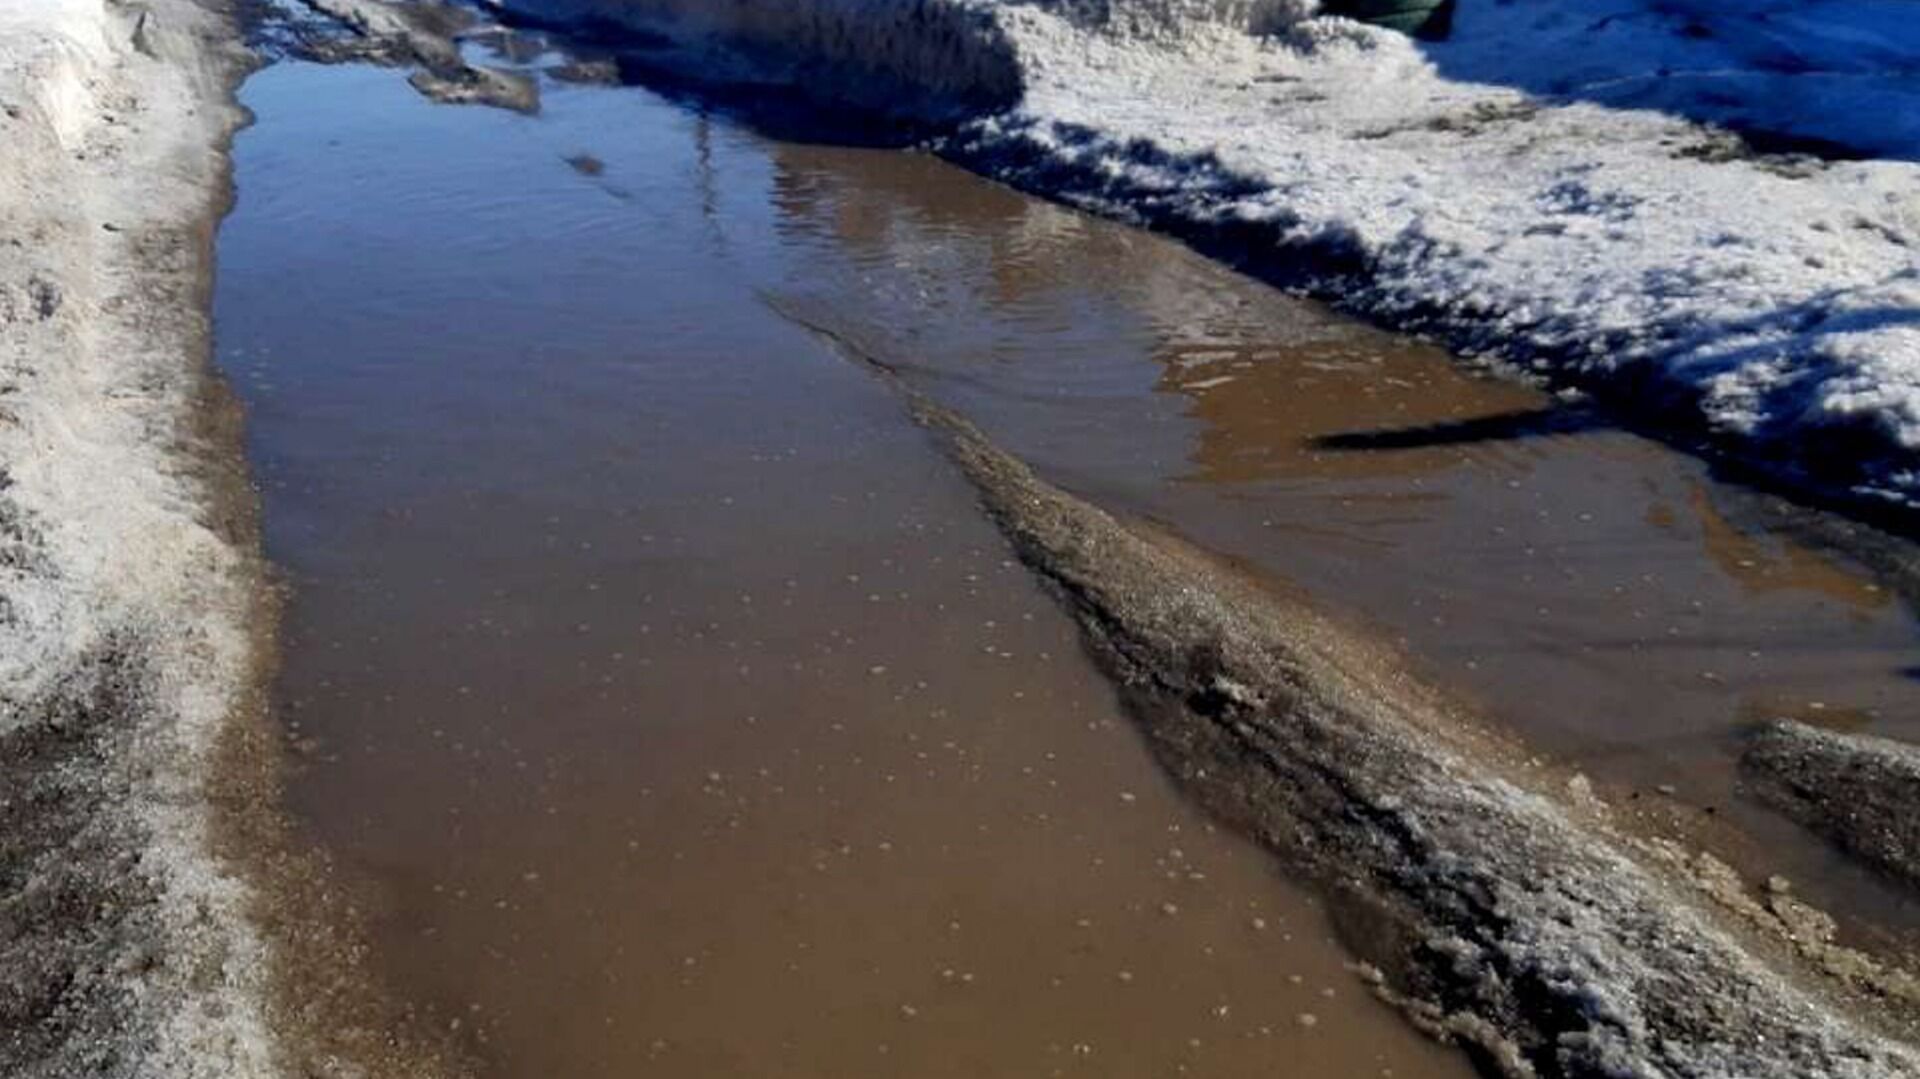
1324 0 1456 39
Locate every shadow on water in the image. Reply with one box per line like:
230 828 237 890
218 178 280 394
1260 393 1920 645
941 115 1920 546
593 51 930 148
470 6 1920 527
1312 406 1603 452
480 6 963 148
736 119 1920 949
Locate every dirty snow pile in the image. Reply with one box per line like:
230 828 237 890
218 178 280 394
0 1 278 1076
953 0 1920 505
513 0 1920 507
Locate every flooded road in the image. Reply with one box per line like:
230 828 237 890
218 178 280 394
749 143 1920 942
216 61 1471 1077
216 32 1920 1079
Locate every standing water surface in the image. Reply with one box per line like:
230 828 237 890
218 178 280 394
217 43 1920 1078
217 61 1473 1077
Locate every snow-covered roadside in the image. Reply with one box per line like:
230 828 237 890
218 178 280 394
0 1 280 1074
952 1 1920 509
500 0 1920 512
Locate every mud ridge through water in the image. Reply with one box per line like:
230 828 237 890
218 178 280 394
792 297 1920 1076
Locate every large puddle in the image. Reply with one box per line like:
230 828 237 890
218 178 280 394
217 40 1920 1079
217 61 1472 1077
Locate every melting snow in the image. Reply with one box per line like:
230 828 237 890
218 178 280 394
509 0 1920 505
955 0 1920 505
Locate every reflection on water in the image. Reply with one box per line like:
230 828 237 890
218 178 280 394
219 61 1476 1079
749 128 1920 940
222 29 1920 1078
1154 337 1544 485
1680 483 1892 613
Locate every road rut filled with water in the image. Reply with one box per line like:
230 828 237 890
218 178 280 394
215 32 1920 1078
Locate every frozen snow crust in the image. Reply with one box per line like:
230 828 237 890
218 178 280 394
510 0 1920 513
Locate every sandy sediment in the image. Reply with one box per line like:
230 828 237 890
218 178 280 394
1745 720 1920 895
897 390 1920 1077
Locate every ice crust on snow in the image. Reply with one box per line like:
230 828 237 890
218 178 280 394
513 0 1920 508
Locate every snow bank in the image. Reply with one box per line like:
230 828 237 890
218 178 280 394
514 0 1920 509
0 0 112 147
1414 1 1920 161
485 1 1325 112
959 1 1920 506
0 2 280 1075
490 0 1028 113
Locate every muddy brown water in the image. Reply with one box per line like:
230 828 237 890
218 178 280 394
216 47 1920 1079
217 61 1470 1077
747 144 1920 940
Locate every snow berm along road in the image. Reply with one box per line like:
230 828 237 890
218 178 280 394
498 0 1920 512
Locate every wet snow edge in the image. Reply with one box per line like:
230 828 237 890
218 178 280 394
955 4 1920 511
